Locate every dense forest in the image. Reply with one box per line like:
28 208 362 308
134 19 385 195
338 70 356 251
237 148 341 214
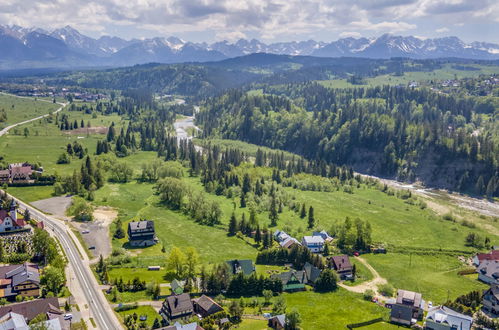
196 84 499 197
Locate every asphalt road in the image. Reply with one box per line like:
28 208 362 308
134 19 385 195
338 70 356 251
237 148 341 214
0 92 67 137
6 193 121 330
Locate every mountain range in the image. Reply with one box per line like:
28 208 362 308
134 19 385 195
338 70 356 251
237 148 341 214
1 25 498 69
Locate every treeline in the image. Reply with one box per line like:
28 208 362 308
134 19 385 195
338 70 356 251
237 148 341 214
256 245 324 270
196 85 499 196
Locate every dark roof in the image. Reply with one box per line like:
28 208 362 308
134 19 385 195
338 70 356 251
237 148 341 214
7 264 40 286
128 220 154 232
0 297 60 321
303 262 321 283
484 284 499 300
391 304 413 322
272 270 307 285
166 293 193 315
478 260 499 279
192 295 223 316
0 264 38 280
269 314 286 328
330 255 352 272
226 260 254 276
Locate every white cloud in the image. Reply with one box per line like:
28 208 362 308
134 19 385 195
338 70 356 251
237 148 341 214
436 27 450 33
0 0 497 42
340 31 362 38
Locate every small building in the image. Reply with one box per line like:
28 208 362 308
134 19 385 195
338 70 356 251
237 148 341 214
303 262 321 284
0 170 9 184
127 220 158 247
393 289 424 320
329 255 353 280
0 297 62 322
280 237 300 249
0 201 27 233
272 270 307 292
9 163 33 183
473 250 499 266
268 314 286 329
0 263 40 300
312 230 333 242
425 306 472 330
160 293 194 323
477 260 499 285
226 259 255 276
171 279 185 295
482 284 499 315
391 303 414 326
162 321 204 330
192 295 223 318
301 235 324 253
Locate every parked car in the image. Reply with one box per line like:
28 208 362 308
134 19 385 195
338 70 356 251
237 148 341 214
88 246 96 250
81 230 90 234
139 315 147 321
64 314 73 320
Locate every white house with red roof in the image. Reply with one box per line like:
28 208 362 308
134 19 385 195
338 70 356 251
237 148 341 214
473 250 499 267
0 201 26 233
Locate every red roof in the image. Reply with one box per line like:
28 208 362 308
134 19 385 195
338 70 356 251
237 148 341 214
36 221 44 229
476 250 499 263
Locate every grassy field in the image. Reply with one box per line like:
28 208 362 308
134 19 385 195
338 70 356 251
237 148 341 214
238 318 269 329
283 290 389 329
108 267 166 283
0 93 60 127
363 253 487 303
318 63 499 88
116 305 160 328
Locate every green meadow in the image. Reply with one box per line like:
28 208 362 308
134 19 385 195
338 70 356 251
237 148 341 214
0 93 60 127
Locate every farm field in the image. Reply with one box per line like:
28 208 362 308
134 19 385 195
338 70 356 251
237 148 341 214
0 93 60 127
363 253 487 303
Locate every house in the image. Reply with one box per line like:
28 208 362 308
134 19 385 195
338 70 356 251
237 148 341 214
301 235 324 253
274 230 301 249
303 262 321 284
226 260 255 276
171 279 185 295
268 314 286 329
192 295 223 318
0 263 41 300
393 289 424 320
0 201 27 233
272 270 307 292
329 255 353 280
9 163 33 183
0 170 9 184
473 250 499 266
477 260 499 285
160 293 194 323
425 306 472 330
127 220 158 247
161 322 204 330
0 311 64 330
482 284 499 315
391 303 414 326
0 297 62 322
312 230 333 242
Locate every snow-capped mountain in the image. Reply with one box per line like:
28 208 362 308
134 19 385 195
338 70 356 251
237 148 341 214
0 25 498 70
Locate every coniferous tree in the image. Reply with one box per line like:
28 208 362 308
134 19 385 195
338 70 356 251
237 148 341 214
300 203 306 219
269 196 278 227
228 212 238 236
308 206 315 229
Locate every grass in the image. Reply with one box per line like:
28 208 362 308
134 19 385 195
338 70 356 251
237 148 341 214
95 182 259 265
237 318 268 329
116 305 159 328
363 253 488 303
282 290 389 329
107 267 166 283
6 185 55 203
110 290 152 304
343 258 374 286
0 93 60 127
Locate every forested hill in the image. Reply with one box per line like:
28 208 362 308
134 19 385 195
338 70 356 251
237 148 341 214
196 84 499 197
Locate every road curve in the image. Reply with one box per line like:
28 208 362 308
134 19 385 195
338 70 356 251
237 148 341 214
0 92 67 137
5 192 122 330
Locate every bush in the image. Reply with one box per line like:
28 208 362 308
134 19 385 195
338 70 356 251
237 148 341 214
57 152 71 164
114 303 138 312
363 289 375 301
378 283 395 297
67 196 94 221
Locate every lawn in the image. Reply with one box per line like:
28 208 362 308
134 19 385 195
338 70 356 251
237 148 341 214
116 305 160 328
343 258 374 286
108 267 167 283
363 253 488 303
0 93 60 127
95 182 259 265
238 318 268 329
282 290 389 329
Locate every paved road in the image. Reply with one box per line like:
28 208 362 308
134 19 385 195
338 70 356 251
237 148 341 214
5 192 122 330
0 92 67 137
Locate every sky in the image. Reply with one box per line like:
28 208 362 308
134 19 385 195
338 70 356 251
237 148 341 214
0 0 498 43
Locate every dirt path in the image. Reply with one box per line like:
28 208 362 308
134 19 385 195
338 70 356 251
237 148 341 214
339 257 388 298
